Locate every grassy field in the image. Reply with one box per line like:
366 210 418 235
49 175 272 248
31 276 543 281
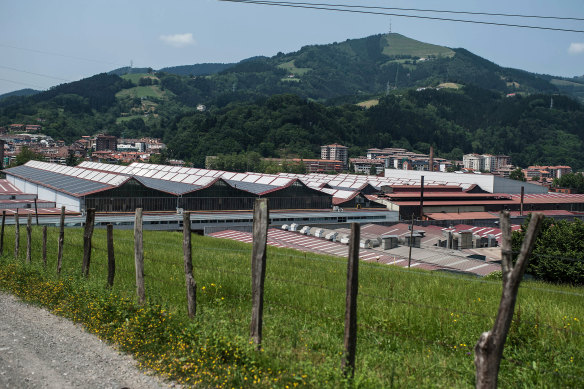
356 99 379 108
0 224 582 388
438 83 462 89
121 73 153 84
382 33 455 59
277 60 312 76
115 85 167 99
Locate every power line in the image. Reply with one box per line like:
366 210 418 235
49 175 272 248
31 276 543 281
0 43 126 67
0 65 71 82
219 0 584 33
231 1 584 22
0 78 46 90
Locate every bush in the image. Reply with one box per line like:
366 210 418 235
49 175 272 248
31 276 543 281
512 216 584 285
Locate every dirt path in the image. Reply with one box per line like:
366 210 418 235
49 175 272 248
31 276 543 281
0 292 173 389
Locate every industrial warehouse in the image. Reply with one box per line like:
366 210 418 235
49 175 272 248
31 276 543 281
2 160 584 221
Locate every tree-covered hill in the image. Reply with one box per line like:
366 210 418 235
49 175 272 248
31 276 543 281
0 32 582 169
0 88 41 102
164 88 584 169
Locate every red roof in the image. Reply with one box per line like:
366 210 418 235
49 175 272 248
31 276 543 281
426 212 499 220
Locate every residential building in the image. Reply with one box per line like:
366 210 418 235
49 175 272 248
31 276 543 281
321 143 348 169
350 158 384 175
463 154 511 172
95 135 117 151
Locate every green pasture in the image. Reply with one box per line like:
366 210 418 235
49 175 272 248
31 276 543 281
0 224 582 388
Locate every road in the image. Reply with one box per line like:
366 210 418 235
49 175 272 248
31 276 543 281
0 292 172 389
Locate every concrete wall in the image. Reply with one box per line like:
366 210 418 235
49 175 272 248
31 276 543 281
383 169 547 194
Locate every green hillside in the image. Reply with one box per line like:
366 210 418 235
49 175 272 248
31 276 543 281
381 33 455 58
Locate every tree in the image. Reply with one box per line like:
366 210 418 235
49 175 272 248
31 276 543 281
12 147 44 167
512 216 584 285
149 150 168 165
369 164 377 175
509 168 526 181
553 172 584 193
65 152 78 167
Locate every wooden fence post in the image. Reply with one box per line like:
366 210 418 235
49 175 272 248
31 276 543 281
250 198 268 349
42 226 47 267
82 209 95 277
14 209 19 260
474 211 544 389
107 224 115 288
134 208 145 305
183 211 196 318
408 214 414 268
342 222 360 378
34 198 39 225
0 210 5 256
26 214 32 263
57 206 65 274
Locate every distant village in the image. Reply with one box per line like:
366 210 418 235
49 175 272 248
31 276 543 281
0 123 168 166
0 123 574 193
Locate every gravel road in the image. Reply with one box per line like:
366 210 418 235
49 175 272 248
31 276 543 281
0 292 173 389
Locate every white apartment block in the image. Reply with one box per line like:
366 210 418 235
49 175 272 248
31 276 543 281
321 143 348 169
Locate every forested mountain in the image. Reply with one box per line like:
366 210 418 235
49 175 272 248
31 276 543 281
0 88 40 101
0 32 582 169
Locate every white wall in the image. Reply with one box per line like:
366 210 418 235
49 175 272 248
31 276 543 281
6 174 81 212
383 169 547 194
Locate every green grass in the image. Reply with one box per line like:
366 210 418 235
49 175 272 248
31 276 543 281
0 225 582 388
277 60 312 76
115 85 167 99
382 33 455 59
550 79 584 87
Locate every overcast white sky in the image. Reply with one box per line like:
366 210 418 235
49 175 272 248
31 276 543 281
1 0 583 95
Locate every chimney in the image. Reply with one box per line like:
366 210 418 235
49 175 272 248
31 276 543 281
429 146 434 172
520 186 524 216
420 175 425 219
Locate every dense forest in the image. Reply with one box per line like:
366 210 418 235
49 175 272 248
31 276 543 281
162 89 584 168
0 32 583 169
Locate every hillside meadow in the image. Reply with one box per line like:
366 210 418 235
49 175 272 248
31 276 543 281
0 224 582 388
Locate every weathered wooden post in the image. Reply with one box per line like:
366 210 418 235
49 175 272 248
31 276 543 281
82 209 95 277
342 222 360 378
183 211 196 317
34 198 39 225
474 211 544 389
0 210 5 256
408 214 414 268
26 214 32 263
107 224 115 288
134 208 145 305
14 209 19 260
57 206 65 274
42 226 47 267
250 198 268 349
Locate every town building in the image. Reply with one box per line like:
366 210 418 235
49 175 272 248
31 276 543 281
95 135 117 151
321 143 348 169
463 153 511 173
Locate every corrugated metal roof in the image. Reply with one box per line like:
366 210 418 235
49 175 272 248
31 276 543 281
5 165 113 196
224 179 277 195
133 176 202 195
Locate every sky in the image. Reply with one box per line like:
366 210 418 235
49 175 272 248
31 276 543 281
0 0 583 95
